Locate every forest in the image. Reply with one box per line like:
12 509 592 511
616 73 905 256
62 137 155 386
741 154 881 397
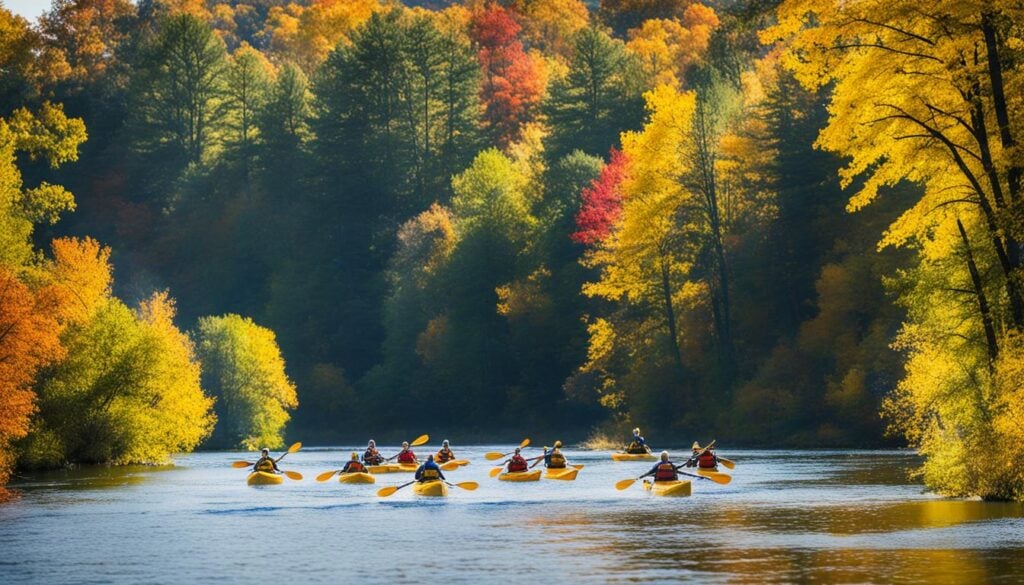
1 0 1023 501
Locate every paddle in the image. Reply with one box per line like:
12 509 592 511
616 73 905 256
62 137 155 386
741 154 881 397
235 441 302 471
444 481 479 491
386 434 430 461
316 470 340 482
717 456 736 470
679 469 730 485
489 466 505 478
484 438 530 461
283 470 303 481
439 459 469 471
377 480 417 498
232 460 253 468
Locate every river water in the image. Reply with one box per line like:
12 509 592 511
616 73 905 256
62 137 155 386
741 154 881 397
2 447 1023 584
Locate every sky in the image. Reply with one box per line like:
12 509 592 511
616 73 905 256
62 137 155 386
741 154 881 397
4 0 51 21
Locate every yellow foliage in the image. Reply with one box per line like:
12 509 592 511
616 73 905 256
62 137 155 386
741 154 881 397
625 5 719 88
263 0 384 72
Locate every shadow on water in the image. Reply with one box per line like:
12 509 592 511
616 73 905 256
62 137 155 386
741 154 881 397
11 464 174 491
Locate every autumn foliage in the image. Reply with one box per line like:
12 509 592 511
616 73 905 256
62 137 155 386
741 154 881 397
573 148 628 245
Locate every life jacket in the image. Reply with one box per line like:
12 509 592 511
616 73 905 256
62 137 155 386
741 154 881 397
508 455 529 473
419 467 440 481
363 448 382 465
654 462 678 481
547 451 566 469
345 460 367 473
436 448 454 463
397 450 417 464
697 451 717 469
626 439 646 454
255 458 275 472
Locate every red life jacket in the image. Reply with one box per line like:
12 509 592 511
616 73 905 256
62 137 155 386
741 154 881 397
654 462 678 481
436 449 454 463
697 451 717 469
397 450 417 464
345 461 366 473
508 455 528 473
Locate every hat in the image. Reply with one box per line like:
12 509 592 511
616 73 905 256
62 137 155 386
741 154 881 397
692 441 701 451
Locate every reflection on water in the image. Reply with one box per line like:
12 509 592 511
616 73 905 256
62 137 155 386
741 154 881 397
1 449 1022 584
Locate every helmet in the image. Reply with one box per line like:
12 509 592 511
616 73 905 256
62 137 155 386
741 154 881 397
351 452 358 460
692 441 701 451
660 451 669 461
554 440 563 448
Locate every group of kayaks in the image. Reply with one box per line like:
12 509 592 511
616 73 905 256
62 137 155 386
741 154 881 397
235 436 734 499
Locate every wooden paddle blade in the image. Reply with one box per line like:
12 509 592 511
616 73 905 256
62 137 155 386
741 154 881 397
411 434 429 447
484 452 505 461
489 466 504 477
454 481 479 491
316 470 339 482
232 461 253 468
718 457 735 470
377 486 399 498
614 478 637 491
287 442 302 453
284 470 303 481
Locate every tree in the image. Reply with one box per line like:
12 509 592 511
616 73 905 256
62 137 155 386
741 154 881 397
38 0 136 88
599 0 694 37
196 314 297 450
221 44 271 176
544 26 645 160
130 13 227 173
625 5 719 88
573 148 628 245
469 3 544 146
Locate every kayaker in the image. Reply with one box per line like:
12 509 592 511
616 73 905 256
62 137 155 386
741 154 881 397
414 454 446 483
396 441 418 465
685 441 718 470
625 428 650 454
436 439 456 463
253 448 282 473
544 441 567 469
363 440 384 465
641 451 679 482
507 448 529 473
342 452 367 473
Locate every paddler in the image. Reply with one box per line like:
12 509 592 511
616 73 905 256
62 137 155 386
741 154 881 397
641 451 679 483
414 454 445 483
684 441 718 470
544 441 568 469
342 452 367 473
506 447 529 473
435 439 456 463
396 441 418 465
625 427 651 454
363 439 384 465
253 448 282 474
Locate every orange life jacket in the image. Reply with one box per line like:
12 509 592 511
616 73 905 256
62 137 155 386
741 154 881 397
654 462 678 481
697 451 717 469
508 455 529 473
397 450 416 464
436 449 454 463
547 451 566 469
345 461 366 473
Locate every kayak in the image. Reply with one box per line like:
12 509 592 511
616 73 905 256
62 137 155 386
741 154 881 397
367 464 401 474
696 466 719 474
544 467 579 481
498 470 542 482
643 479 692 497
247 471 283 486
395 463 418 473
411 480 448 497
612 452 656 461
338 472 375 484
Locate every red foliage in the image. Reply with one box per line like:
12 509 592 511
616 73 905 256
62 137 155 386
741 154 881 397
572 148 628 245
470 4 543 146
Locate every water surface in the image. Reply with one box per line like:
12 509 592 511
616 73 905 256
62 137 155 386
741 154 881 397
3 448 1022 584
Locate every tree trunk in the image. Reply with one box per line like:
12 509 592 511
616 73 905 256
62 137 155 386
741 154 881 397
659 251 686 376
957 218 999 364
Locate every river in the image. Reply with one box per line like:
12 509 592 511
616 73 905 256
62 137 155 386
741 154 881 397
2 447 1022 584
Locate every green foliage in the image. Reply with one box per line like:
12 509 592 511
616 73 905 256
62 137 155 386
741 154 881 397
196 314 297 450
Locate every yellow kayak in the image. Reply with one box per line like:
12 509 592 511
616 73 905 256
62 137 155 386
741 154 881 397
544 466 580 481
611 452 656 461
395 463 418 473
247 471 283 486
367 464 401 474
643 479 691 497
498 470 542 482
338 472 375 484
411 480 448 497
